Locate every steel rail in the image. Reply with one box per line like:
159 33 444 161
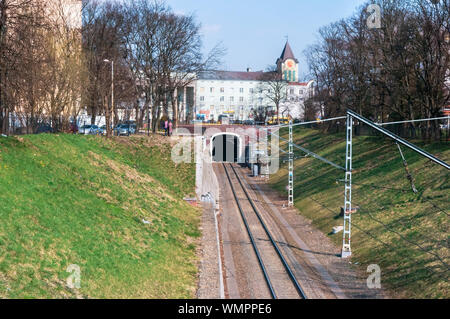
222 163 277 299
348 110 450 170
228 164 308 299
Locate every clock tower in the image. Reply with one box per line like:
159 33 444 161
276 41 299 82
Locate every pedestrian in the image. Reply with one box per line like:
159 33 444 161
168 120 173 137
164 119 168 136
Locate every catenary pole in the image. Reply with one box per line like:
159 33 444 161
288 121 294 207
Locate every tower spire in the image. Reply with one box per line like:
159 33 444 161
276 40 299 82
278 41 298 63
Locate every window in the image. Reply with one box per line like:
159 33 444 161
220 96 225 102
210 105 214 110
288 71 292 82
230 97 234 102
239 88 244 93
200 96 205 102
239 97 244 102
293 71 296 81
220 87 225 93
210 87 214 93
290 88 294 95
249 88 254 94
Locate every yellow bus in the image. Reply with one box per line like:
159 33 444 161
267 116 291 125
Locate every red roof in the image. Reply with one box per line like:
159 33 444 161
198 70 266 81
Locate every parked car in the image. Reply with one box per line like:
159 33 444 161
114 124 136 136
78 124 98 135
243 120 256 126
78 124 91 135
90 125 100 135
36 124 54 134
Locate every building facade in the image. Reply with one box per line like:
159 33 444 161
47 0 82 29
194 42 314 122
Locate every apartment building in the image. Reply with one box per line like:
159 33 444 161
194 41 315 122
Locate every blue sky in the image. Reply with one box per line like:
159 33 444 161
165 0 368 79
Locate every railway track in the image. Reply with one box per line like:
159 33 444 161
222 163 307 299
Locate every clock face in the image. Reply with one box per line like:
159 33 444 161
286 60 294 69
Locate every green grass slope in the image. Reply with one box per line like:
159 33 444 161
0 134 199 298
270 127 449 299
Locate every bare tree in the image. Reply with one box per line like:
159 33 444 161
305 0 450 139
42 0 85 132
251 106 270 124
257 65 288 125
121 0 224 132
0 0 47 134
83 0 133 136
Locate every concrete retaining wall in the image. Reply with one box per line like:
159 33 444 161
196 136 220 208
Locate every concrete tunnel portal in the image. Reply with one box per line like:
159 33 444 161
211 133 242 163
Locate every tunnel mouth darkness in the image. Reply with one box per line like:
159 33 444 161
212 134 240 163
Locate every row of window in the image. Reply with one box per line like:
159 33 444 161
284 70 296 82
200 87 249 94
199 87 305 96
200 96 248 102
199 95 305 103
207 105 251 113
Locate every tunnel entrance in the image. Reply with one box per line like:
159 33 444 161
212 134 240 163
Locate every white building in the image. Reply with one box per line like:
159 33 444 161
194 41 314 122
48 0 82 29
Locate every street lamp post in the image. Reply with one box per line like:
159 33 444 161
104 59 114 136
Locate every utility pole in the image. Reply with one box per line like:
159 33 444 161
288 120 294 207
342 114 353 258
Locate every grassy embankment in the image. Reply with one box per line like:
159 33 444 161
270 127 449 298
0 134 199 298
